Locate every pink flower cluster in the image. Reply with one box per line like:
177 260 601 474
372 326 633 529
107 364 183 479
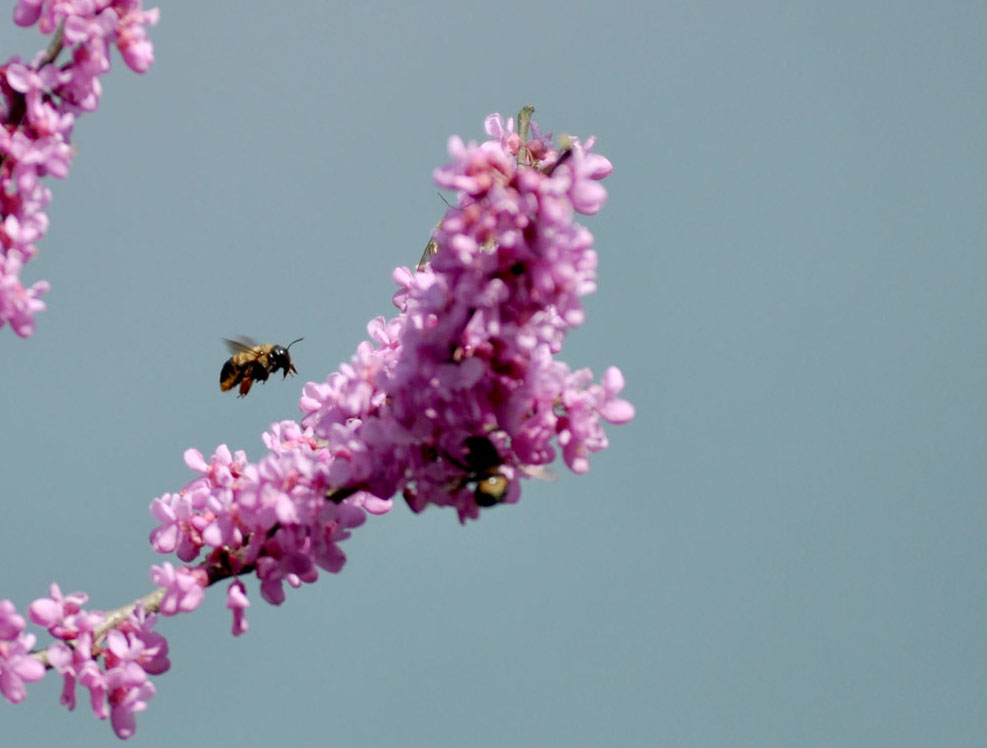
146 113 633 634
301 113 634 519
1 584 169 739
148 422 381 617
0 0 158 337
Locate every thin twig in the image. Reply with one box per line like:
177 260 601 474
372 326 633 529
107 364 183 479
30 587 167 668
93 587 167 640
38 20 65 67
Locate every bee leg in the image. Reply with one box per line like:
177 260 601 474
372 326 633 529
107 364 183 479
252 360 270 384
238 376 254 397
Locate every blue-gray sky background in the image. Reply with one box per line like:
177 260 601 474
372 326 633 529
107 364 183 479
1 2 985 745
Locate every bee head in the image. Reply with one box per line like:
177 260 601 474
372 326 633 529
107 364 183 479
270 337 302 378
268 347 291 377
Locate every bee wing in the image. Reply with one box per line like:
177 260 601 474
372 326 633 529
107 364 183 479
223 336 260 357
417 219 445 271
417 237 439 272
520 465 558 482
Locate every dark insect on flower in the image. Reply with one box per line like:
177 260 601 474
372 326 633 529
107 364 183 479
220 336 303 397
544 146 573 175
447 435 512 507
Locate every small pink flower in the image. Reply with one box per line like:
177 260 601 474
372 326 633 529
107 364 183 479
150 563 204 615
47 623 99 711
28 582 88 633
124 605 170 676
115 5 159 74
0 600 45 704
0 251 49 337
12 0 42 27
0 599 26 640
148 491 200 560
226 581 249 637
102 637 154 740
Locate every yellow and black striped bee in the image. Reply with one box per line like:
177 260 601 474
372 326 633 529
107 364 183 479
220 336 303 397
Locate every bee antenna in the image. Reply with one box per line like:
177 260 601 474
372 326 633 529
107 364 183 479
286 337 304 350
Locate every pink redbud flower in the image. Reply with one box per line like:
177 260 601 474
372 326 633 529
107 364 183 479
0 599 27 641
148 491 201 561
226 580 249 637
103 633 155 740
27 582 89 637
149 563 205 616
0 250 49 337
47 627 100 711
78 658 108 720
119 605 169 676
12 1 42 27
557 365 635 474
115 3 159 74
1 0 159 337
0 600 45 704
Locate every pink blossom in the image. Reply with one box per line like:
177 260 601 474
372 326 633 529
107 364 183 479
0 599 26 640
78 660 108 721
0 600 45 704
103 631 155 739
28 582 88 634
115 3 159 73
226 581 249 637
149 563 204 615
148 491 200 560
12 1 42 27
2 0 159 337
122 606 169 676
47 629 100 711
0 250 49 337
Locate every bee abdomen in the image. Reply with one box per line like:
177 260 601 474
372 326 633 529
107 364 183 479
220 358 242 391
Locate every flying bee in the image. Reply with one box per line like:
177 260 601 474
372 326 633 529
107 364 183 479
220 336 303 397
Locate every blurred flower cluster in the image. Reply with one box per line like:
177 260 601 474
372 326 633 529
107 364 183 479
0 0 158 336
